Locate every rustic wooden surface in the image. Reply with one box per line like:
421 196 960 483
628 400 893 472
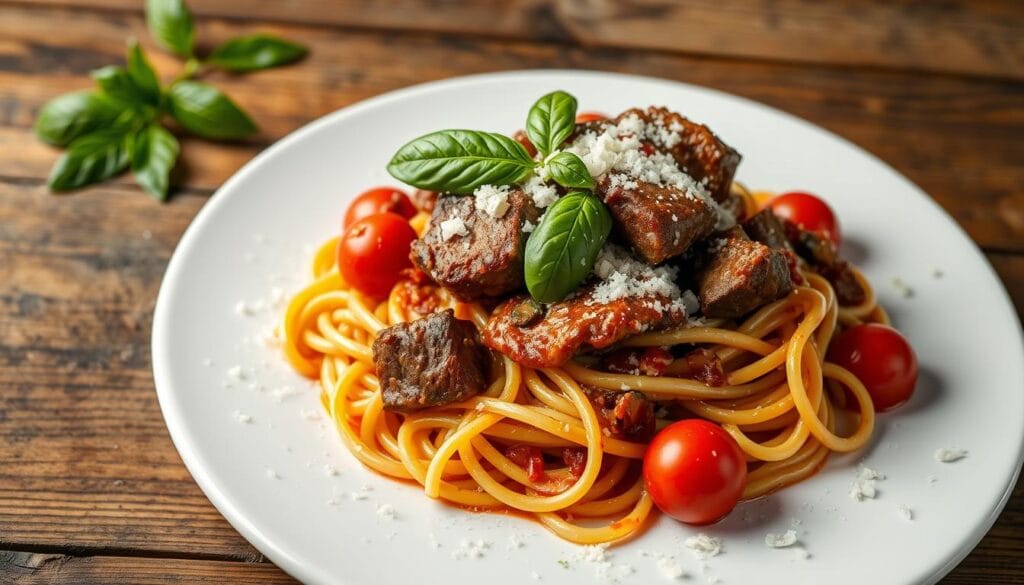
0 1 1021 583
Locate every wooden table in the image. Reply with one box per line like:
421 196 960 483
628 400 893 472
1 1 1022 583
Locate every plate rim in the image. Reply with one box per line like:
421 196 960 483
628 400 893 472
152 68 1024 585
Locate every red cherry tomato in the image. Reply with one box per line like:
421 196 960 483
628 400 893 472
337 212 417 298
643 419 747 525
343 187 417 229
512 129 538 158
767 191 841 248
576 112 608 123
827 324 918 412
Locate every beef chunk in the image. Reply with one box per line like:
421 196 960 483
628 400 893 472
617 107 741 203
743 208 792 251
410 189 438 213
786 224 866 306
696 229 794 319
483 286 688 368
597 176 717 265
411 189 539 301
372 310 488 412
587 388 656 441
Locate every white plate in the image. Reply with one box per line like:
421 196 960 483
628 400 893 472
153 70 1024 585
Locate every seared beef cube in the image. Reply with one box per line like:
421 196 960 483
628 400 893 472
697 231 794 319
720 191 749 223
411 189 539 300
617 107 741 203
598 176 717 265
483 286 689 368
587 388 656 441
372 310 488 412
411 189 438 213
744 208 792 251
787 226 866 306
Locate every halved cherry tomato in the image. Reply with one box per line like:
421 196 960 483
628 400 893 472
767 191 841 248
643 419 747 525
337 212 417 298
576 112 608 123
343 187 417 229
827 323 918 412
506 444 545 483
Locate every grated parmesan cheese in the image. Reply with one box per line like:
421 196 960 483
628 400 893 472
934 447 968 462
522 174 559 208
232 410 253 424
764 530 798 548
684 534 723 559
375 503 396 521
897 504 914 521
849 466 885 501
655 555 685 580
440 217 469 241
474 184 512 218
589 244 690 313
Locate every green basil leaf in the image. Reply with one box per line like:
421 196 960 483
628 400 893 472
126 41 161 103
145 0 195 57
207 34 308 72
34 91 125 147
92 66 156 107
525 191 612 303
546 151 594 190
387 130 536 194
525 90 577 157
132 124 179 200
48 130 133 192
168 81 258 140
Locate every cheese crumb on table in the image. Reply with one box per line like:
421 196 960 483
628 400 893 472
934 447 968 462
452 539 491 560
850 466 885 501
656 556 686 580
232 410 253 424
897 504 914 521
375 503 396 521
764 529 799 548
684 534 723 558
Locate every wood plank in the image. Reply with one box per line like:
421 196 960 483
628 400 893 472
0 551 295 584
0 180 263 560
9 0 1023 80
0 5 1021 251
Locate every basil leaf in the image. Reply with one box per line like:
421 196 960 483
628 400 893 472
387 130 535 194
132 124 179 200
207 34 308 72
145 0 195 57
127 41 161 103
92 66 157 107
48 130 133 192
525 191 612 303
168 81 258 140
34 91 125 147
525 90 577 157
546 151 594 190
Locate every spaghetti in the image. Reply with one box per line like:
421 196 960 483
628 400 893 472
281 187 887 545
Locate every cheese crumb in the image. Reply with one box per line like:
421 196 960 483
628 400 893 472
934 447 968 463
850 466 885 501
764 530 798 548
265 468 280 480
440 217 469 241
271 386 300 402
232 410 253 424
300 409 321 421
522 174 558 208
323 464 339 477
376 503 396 521
530 571 541 581
684 534 723 558
590 244 689 311
508 533 525 550
897 504 914 521
234 301 254 316
656 556 685 580
452 539 491 559
474 184 512 218
226 365 246 381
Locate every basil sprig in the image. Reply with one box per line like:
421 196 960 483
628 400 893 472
387 130 536 194
35 0 307 200
525 191 612 303
545 151 594 190
526 90 578 158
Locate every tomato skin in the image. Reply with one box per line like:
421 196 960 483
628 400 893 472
512 130 538 158
576 112 608 123
343 187 417 229
337 213 417 298
827 324 918 412
767 191 841 248
643 420 747 525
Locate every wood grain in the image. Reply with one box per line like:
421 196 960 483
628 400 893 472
10 0 1023 80
0 551 294 584
0 5 1021 252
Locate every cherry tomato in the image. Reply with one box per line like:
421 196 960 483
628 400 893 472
576 111 608 123
767 191 841 248
827 324 918 412
643 420 747 525
337 212 417 298
343 187 417 229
